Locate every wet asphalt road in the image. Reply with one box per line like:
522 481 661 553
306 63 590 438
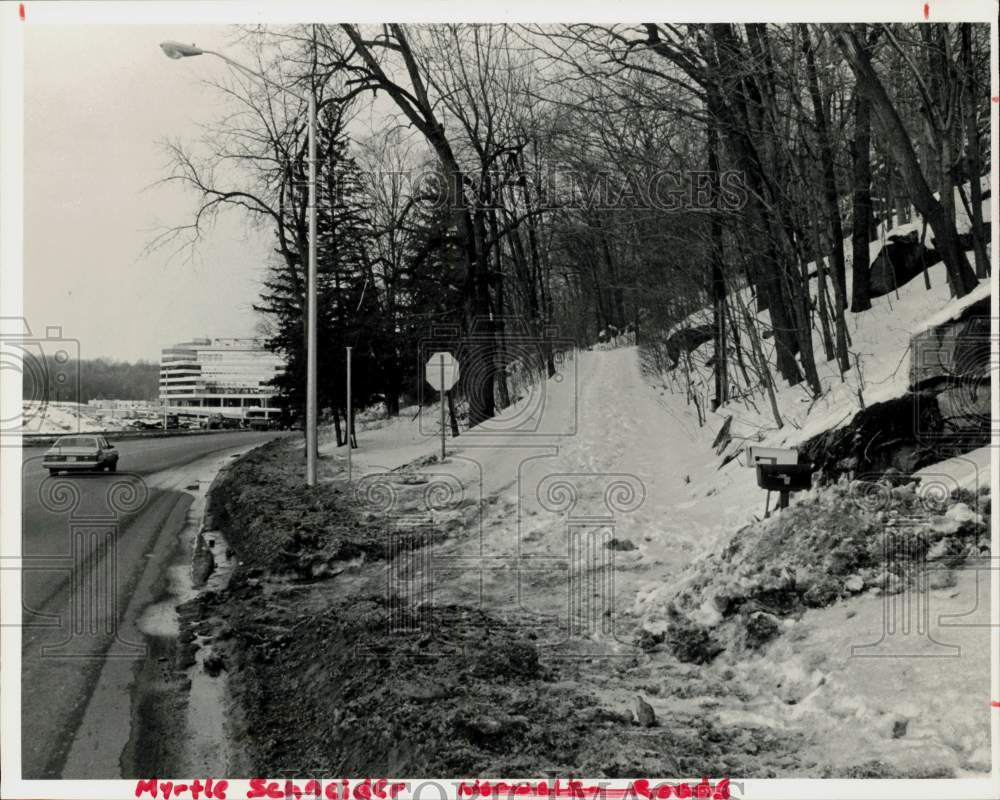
20 431 284 778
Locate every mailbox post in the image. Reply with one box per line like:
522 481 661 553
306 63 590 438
745 446 812 515
756 463 813 509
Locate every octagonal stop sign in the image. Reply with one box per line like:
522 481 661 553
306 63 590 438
425 351 460 392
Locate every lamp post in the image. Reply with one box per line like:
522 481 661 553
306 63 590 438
159 40 319 486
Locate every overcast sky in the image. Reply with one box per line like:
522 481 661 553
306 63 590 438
25 25 273 363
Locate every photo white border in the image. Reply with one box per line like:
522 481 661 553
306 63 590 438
0 1 997 799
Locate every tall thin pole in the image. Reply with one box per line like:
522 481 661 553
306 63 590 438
440 353 446 461
346 346 353 482
305 92 318 486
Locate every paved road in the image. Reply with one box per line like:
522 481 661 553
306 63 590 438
20 431 286 779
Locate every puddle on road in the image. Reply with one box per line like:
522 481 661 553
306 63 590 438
184 527 236 773
132 462 241 775
137 562 195 638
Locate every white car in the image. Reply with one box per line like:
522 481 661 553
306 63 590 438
43 435 119 475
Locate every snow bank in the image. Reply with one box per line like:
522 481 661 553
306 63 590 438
19 401 110 434
656 186 992 456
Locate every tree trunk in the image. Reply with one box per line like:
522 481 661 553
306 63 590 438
707 123 728 412
447 391 460 438
465 202 498 424
736 292 783 430
385 390 400 417
726 295 754 389
486 203 511 410
893 171 910 228
930 27 963 298
799 29 850 374
332 406 343 448
834 24 978 298
850 79 875 312
787 259 823 397
800 26 847 307
961 23 990 278
708 31 803 385
645 22 809 387
599 229 625 326
809 211 836 362
512 150 557 377
920 26 944 194
339 24 496 427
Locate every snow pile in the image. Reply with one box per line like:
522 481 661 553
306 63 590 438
635 477 990 664
714 564 993 777
19 401 108 434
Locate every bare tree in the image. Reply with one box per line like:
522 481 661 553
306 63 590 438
833 24 978 298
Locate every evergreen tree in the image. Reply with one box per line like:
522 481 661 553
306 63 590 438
255 102 376 435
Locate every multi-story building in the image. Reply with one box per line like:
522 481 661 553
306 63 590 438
158 338 285 419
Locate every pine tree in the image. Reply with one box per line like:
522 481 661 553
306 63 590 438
255 102 376 432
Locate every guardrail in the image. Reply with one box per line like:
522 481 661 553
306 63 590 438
19 427 285 448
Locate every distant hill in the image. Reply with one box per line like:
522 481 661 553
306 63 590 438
23 356 160 403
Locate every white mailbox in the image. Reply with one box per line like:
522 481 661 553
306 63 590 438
745 446 798 467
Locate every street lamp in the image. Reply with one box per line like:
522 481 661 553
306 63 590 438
159 40 319 486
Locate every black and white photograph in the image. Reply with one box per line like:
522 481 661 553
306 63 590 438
0 2 997 798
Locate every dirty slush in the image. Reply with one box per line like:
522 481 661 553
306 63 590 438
150 438 990 779
169 442 795 778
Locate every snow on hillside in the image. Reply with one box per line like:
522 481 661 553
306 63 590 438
311 181 994 550
310 336 991 775
301 177 994 777
662 185 992 454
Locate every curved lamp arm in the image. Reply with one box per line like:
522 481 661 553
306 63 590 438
159 40 309 104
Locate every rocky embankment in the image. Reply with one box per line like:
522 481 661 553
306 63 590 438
801 294 990 479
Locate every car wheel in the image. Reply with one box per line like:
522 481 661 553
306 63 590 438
108 459 117 473
48 468 58 476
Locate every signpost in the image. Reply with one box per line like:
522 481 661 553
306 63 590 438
425 351 459 460
346 346 353 482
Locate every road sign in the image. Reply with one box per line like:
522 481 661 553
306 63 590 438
425 351 459 391
426 351 459 460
